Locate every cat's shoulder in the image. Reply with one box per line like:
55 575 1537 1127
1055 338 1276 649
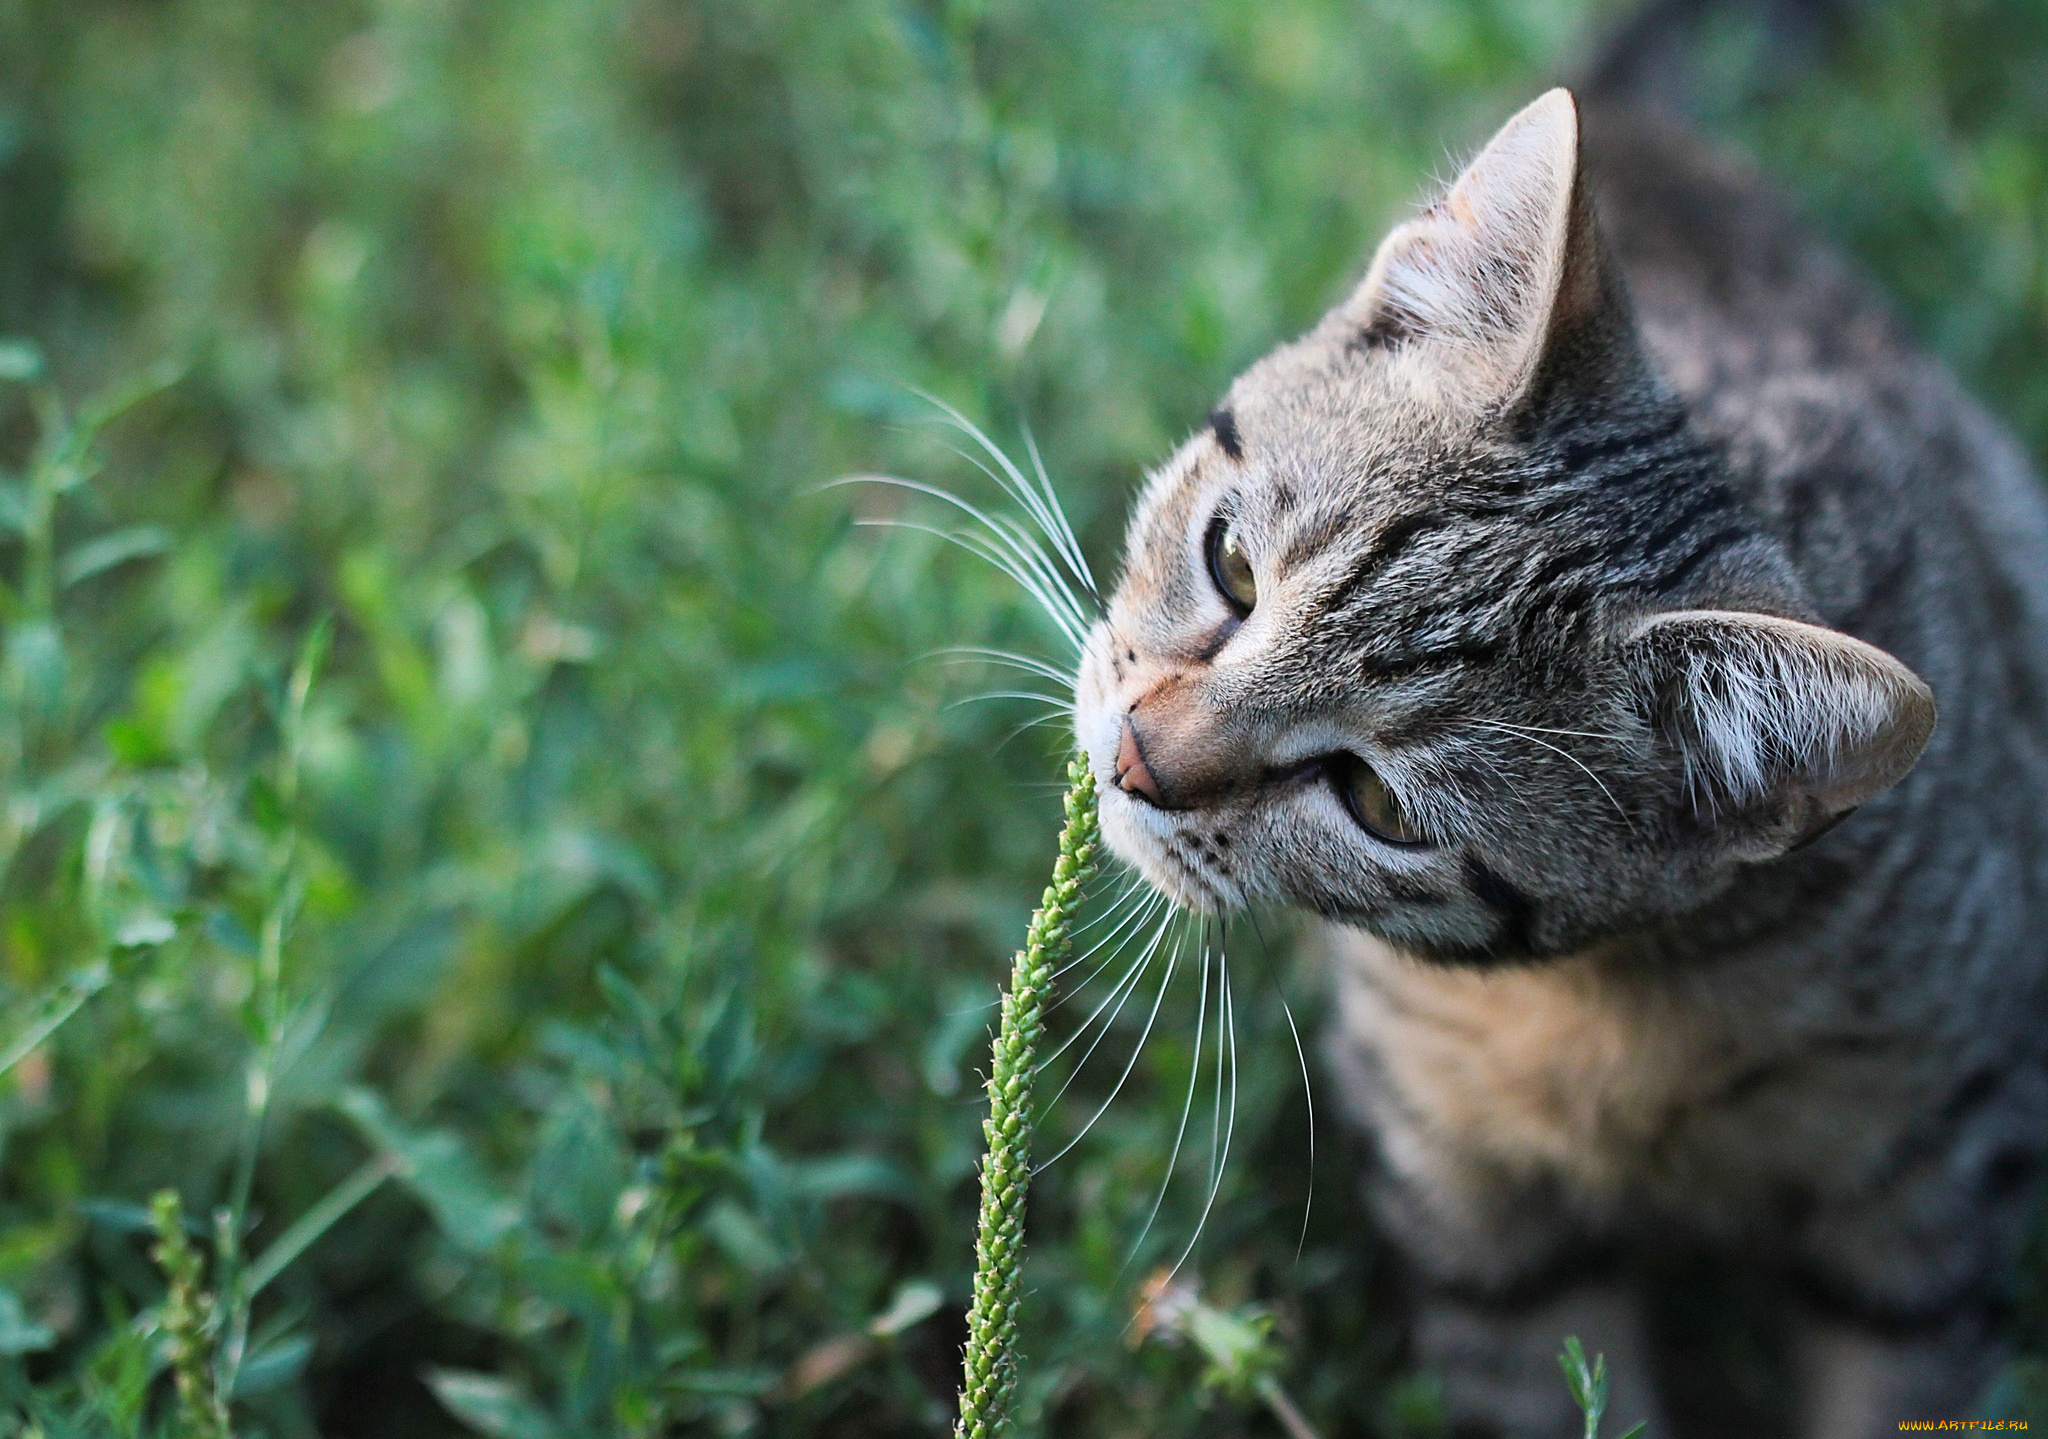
1582 105 1901 389
1582 103 2048 656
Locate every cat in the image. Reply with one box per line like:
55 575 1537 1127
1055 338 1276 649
1070 83 2048 1437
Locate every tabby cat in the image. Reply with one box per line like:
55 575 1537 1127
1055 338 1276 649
1072 87 2048 1435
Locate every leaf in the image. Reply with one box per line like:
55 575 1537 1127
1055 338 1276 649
1559 1336 1592 1408
231 1332 314 1397
0 339 44 383
113 914 176 948
205 909 260 957
0 960 114 1080
787 1152 915 1204
75 1198 157 1236
1183 1301 1281 1400
245 1152 400 1297
702 1199 784 1276
422 1369 561 1439
1559 1336 1619 1439
669 1367 779 1396
337 1088 520 1252
0 1288 55 1355
867 1280 943 1338
57 526 170 588
9 620 65 711
526 1086 630 1242
75 357 184 432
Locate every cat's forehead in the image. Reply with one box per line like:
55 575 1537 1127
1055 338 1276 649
1134 336 1488 574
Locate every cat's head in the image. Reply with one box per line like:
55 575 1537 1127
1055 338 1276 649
1073 90 1934 962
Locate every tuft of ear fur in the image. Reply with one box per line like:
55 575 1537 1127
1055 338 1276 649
1626 610 1936 861
1346 88 1625 409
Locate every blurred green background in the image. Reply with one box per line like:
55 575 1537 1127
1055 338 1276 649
0 0 2044 1434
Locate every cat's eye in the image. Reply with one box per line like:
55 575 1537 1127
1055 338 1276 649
1336 756 1424 845
1206 517 1257 616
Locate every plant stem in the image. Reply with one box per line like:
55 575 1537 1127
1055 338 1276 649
1254 1374 1322 1439
954 753 1098 1439
150 1190 231 1439
215 619 327 1401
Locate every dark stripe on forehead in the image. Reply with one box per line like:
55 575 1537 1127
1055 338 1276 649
1463 854 1537 955
1303 505 1494 616
1359 508 1457 569
1279 405 1721 653
1278 503 1366 573
1637 488 1738 559
1518 539 1613 598
1552 409 1688 472
1357 639 1504 681
1208 408 1243 461
1347 303 1416 354
1647 526 1750 594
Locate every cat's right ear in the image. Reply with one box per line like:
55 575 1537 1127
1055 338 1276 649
1341 88 1639 414
1624 610 1936 862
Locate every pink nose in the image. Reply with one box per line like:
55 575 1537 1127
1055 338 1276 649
1115 718 1161 804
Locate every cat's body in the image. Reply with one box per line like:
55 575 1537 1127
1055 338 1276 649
1074 93 2048 1435
1326 112 2048 1434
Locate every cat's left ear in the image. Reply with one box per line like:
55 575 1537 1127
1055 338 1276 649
1624 610 1937 862
1343 88 1640 413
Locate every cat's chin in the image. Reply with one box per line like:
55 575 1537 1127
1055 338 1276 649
1095 789 1235 915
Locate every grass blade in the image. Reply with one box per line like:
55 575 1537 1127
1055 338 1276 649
0 959 113 1079
245 1152 402 1298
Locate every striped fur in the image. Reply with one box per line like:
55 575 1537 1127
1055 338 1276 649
1075 90 2048 1434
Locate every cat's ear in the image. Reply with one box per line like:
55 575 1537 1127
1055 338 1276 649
1344 88 1634 411
1625 611 1936 861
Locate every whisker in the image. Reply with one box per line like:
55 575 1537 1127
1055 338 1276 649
1482 718 1630 743
987 509 1080 585
981 446 1096 608
1037 943 1155 1117
1038 903 1176 1074
992 710 1078 754
947 535 1090 651
1059 869 1144 942
1036 916 1187 1172
1125 922 1210 1272
1052 886 1168 994
915 520 1092 653
849 498 1092 652
1019 423 1098 600
1064 868 1151 944
1049 900 1166 1010
931 646 1079 690
1165 934 1237 1287
914 394 1100 606
1205 925 1224 1189
1251 910 1315 1261
1064 859 1146 929
1468 718 1634 829
946 690 1073 711
863 465 1094 638
853 515 1088 654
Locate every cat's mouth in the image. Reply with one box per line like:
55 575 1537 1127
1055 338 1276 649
1094 771 1241 914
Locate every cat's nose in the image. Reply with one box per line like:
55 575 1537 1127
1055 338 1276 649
1115 717 1162 804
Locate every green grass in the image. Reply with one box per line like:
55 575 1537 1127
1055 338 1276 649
0 0 2044 1434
